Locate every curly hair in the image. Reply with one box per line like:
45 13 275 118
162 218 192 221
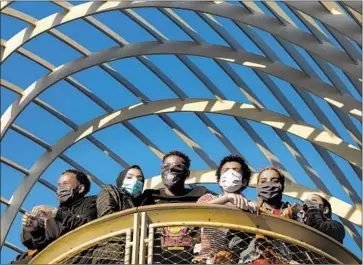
257 165 285 190
62 169 91 195
216 155 251 184
163 150 191 169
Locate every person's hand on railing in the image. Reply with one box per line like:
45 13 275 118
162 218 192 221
281 205 293 219
224 193 253 212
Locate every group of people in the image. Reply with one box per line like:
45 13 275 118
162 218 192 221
13 151 345 264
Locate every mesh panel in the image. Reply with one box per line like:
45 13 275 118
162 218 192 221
60 234 126 264
149 227 337 264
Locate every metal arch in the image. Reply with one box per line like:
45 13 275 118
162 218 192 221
165 6 361 172
120 8 293 175
9 3 289 174
1 98 361 246
2 5 360 141
284 2 361 46
1 1 361 79
341 2 362 15
1 9 219 169
2 34 362 208
142 169 361 226
9 124 106 187
2 41 361 143
3 242 25 255
1 156 56 192
0 1 12 11
0 1 362 254
286 5 362 97
1 196 27 214
0 77 130 174
192 13 362 217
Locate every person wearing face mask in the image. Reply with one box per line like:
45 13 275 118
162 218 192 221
96 165 144 218
140 150 210 206
16 170 96 264
302 194 345 243
140 151 211 264
89 166 144 264
192 155 256 264
256 166 292 219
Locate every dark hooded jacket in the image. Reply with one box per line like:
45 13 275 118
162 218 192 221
96 165 144 218
21 195 97 252
304 208 345 243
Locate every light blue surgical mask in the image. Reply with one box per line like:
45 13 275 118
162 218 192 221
122 178 143 198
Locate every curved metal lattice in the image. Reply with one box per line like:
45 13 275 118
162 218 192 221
0 1 361 262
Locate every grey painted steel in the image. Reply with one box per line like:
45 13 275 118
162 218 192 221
1 98 361 246
10 124 106 188
341 2 362 14
0 197 27 214
285 2 361 45
2 41 361 145
1 156 57 192
1 1 361 79
4 242 25 254
2 8 219 169
0 0 361 254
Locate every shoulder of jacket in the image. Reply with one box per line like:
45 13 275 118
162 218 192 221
84 195 97 202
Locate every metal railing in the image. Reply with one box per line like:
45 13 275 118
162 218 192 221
29 204 361 264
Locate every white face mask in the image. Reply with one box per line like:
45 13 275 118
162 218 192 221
220 169 243 193
122 178 143 198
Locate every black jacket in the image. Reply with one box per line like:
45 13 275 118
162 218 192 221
96 185 134 218
139 186 210 206
21 196 97 251
304 208 345 243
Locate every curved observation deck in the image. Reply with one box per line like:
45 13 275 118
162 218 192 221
29 204 360 264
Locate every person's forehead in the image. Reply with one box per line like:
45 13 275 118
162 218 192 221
59 172 76 183
260 169 280 179
222 161 241 169
164 155 184 164
127 168 142 176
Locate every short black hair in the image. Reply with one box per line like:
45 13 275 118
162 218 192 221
216 155 251 184
257 166 285 191
318 195 332 218
163 151 191 169
62 169 91 195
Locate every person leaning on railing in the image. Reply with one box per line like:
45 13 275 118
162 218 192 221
11 170 97 264
192 155 256 264
96 165 144 218
91 165 145 264
140 150 212 264
301 194 345 243
255 166 292 218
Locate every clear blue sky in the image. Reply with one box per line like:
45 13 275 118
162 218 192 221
1 1 362 263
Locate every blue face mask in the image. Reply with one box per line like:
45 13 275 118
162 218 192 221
122 178 143 198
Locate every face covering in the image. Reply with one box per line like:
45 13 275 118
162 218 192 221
122 178 143 198
57 185 79 204
257 182 283 205
220 169 243 193
161 163 189 190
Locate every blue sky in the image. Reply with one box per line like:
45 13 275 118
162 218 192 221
1 1 362 263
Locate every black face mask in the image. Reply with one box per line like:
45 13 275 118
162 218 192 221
303 199 329 219
57 185 80 204
161 164 189 191
258 182 283 205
